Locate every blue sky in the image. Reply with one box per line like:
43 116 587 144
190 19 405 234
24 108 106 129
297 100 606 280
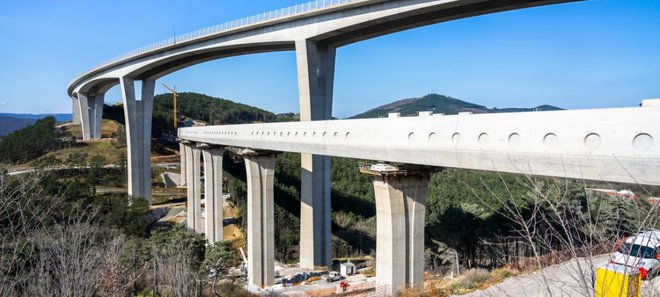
0 0 659 118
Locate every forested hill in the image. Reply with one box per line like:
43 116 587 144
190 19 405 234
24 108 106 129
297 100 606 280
103 92 277 136
350 93 562 119
153 92 275 127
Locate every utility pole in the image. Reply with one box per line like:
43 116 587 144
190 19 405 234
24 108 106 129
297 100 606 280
162 83 178 129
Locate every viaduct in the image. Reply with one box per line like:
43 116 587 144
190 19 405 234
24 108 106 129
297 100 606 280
67 0 660 292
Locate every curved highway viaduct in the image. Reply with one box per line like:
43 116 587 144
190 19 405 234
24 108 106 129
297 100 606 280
66 0 660 291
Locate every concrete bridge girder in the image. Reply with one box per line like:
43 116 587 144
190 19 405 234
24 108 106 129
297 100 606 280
179 103 660 186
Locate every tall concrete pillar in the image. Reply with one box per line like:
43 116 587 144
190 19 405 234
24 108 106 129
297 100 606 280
77 92 104 140
91 94 104 139
363 166 430 290
120 77 155 203
77 92 91 139
178 141 187 187
243 151 277 289
295 39 335 269
184 143 202 232
72 97 81 124
202 145 224 243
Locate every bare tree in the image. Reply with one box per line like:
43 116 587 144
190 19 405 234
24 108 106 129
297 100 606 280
468 173 659 297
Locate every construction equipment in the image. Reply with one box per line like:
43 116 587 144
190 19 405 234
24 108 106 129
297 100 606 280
161 83 178 129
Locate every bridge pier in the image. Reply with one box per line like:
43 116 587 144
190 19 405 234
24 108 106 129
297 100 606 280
178 141 187 187
120 77 155 203
201 145 224 243
72 97 81 124
184 143 203 232
295 39 335 269
77 92 104 140
242 150 277 289
362 165 431 291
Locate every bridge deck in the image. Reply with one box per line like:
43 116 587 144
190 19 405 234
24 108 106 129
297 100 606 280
180 104 660 186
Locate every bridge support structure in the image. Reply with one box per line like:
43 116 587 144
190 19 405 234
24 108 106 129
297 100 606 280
184 143 203 232
77 92 104 140
72 97 81 124
241 150 277 289
178 141 187 187
120 77 155 203
295 39 335 269
362 165 431 291
201 145 225 244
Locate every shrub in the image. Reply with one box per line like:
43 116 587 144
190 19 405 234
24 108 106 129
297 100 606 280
457 268 490 289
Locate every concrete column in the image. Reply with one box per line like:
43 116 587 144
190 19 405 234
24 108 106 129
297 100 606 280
179 141 187 187
295 39 336 269
202 146 224 243
364 167 430 289
243 153 277 289
72 97 81 124
184 144 202 233
77 92 91 139
120 77 155 203
91 94 104 139
77 92 104 140
184 143 196 230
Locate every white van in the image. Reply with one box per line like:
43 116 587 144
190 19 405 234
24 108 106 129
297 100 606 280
609 229 660 279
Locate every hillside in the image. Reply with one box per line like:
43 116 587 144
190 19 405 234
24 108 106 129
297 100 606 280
350 93 562 118
0 115 36 136
103 92 276 137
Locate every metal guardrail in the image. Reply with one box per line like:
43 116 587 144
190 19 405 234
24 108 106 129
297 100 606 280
72 0 361 86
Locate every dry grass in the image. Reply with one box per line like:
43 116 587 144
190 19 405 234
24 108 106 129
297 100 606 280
66 119 120 139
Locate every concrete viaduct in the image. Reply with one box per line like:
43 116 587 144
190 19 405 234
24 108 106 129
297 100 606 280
67 0 660 291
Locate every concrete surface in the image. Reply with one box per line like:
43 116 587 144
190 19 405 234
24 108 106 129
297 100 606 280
161 172 181 187
296 38 335 270
244 153 277 289
121 77 155 202
202 146 224 244
179 104 660 186
372 173 429 287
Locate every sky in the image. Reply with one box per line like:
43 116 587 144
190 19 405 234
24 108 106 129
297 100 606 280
0 0 659 118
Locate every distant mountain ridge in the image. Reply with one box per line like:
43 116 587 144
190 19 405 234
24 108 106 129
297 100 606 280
350 94 562 119
0 113 72 122
0 116 37 136
0 113 72 136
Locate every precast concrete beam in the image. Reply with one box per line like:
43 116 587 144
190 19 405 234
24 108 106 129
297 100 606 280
243 152 277 289
364 167 431 290
179 104 660 186
120 77 155 203
202 145 224 243
295 39 336 269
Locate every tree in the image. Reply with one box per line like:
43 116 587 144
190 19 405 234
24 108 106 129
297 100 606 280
67 152 89 170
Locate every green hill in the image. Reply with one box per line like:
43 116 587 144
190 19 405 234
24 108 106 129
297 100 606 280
351 93 562 118
102 92 276 137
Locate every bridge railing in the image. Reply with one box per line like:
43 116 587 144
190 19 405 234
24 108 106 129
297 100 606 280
74 0 362 85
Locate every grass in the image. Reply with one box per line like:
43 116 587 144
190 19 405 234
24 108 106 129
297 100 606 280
39 141 125 165
66 119 120 139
